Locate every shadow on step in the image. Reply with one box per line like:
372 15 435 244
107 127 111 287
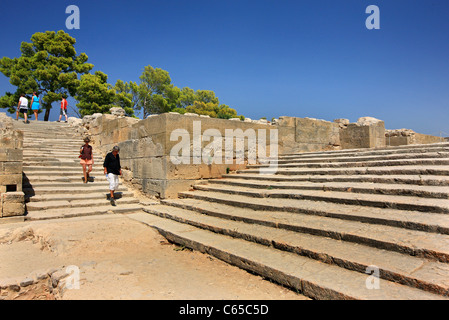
107 192 124 200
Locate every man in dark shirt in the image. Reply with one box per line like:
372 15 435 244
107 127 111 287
103 146 122 206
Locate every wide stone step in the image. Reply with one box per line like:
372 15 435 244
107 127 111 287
23 151 103 157
23 181 110 189
23 140 93 145
21 135 79 140
23 139 85 145
23 160 103 167
280 143 449 159
23 143 89 148
177 190 449 262
192 184 449 214
25 197 140 211
209 178 449 199
19 127 76 132
25 189 134 200
177 190 449 235
275 152 449 164
25 204 144 221
240 165 449 176
23 166 106 173
23 170 106 177
250 158 449 169
22 175 110 183
128 212 446 300
144 201 449 296
14 120 72 126
23 148 97 154
23 156 104 163
222 173 449 187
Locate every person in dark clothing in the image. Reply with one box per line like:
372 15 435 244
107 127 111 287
103 146 122 206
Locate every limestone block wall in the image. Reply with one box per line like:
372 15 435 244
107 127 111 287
277 117 340 154
85 112 276 198
340 118 386 150
415 133 444 145
83 110 437 199
0 114 25 218
386 129 443 146
276 116 386 153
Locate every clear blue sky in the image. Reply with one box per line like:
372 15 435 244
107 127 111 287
1 0 448 135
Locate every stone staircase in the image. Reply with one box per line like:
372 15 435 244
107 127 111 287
130 142 449 300
14 120 143 220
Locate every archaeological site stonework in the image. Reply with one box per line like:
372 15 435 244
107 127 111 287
2 107 449 300
77 110 416 199
0 108 444 218
0 113 24 219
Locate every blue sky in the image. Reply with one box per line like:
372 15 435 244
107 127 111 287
0 0 448 135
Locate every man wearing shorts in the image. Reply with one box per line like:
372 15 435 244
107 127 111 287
58 96 68 122
16 94 29 123
103 146 122 206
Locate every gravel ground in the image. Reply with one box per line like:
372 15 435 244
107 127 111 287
0 214 307 300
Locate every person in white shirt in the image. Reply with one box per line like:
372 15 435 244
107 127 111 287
16 94 29 123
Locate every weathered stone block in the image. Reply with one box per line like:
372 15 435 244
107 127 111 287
0 174 21 188
1 162 23 175
1 201 25 217
278 116 296 127
340 120 385 149
2 192 24 203
0 124 24 219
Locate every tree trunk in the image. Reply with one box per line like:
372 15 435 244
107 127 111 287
44 104 51 121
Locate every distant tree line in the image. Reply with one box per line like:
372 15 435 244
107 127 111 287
0 30 243 121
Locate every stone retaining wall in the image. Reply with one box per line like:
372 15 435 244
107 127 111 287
77 108 445 199
340 117 386 150
386 129 444 146
0 113 25 219
277 116 386 153
0 266 71 300
277 117 341 154
83 112 277 198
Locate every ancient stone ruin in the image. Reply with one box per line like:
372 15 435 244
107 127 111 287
1 108 449 300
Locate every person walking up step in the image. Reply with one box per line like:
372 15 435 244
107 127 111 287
16 94 29 123
31 92 40 121
58 95 69 123
103 146 122 206
80 137 93 184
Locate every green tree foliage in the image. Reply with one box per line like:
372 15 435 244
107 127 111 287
75 73 135 117
128 65 244 120
174 88 243 119
0 30 93 121
112 79 135 117
131 65 172 118
185 101 238 119
75 71 115 116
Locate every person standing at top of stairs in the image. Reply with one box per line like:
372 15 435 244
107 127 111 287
58 95 69 123
30 92 40 121
15 94 29 124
